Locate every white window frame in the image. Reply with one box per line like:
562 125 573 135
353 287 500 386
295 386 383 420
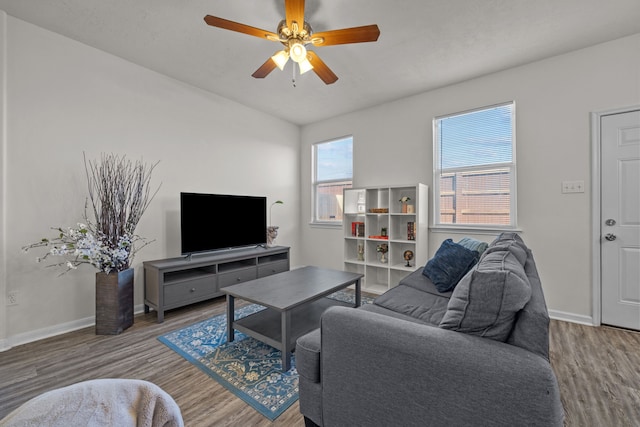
433 102 518 232
311 136 353 227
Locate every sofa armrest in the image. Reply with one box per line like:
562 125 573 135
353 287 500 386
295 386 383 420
319 306 563 427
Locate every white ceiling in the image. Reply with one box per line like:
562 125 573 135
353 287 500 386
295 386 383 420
1 0 639 125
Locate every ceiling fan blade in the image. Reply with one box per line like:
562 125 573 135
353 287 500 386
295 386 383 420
252 57 278 79
311 25 380 46
285 0 305 31
204 15 279 41
307 51 338 85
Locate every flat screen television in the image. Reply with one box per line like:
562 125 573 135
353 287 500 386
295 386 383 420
180 192 267 255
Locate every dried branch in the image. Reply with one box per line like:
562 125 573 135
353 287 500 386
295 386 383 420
84 153 160 250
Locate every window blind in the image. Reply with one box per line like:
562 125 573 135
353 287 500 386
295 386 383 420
439 104 513 170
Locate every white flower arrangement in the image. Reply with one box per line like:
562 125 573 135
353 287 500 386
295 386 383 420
23 222 148 274
399 196 411 203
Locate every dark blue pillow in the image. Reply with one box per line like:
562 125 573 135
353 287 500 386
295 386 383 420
423 239 479 293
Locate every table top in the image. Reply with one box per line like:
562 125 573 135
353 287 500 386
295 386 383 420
222 266 363 311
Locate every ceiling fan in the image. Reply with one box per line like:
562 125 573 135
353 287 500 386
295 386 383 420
204 0 380 85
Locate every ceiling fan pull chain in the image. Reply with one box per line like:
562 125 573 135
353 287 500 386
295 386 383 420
292 62 297 87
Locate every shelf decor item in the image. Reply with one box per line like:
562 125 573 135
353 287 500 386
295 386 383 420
399 196 411 213
267 200 284 247
407 221 416 240
369 208 389 213
22 153 160 335
403 250 414 267
377 243 389 263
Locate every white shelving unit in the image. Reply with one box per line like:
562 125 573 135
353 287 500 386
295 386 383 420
343 184 429 294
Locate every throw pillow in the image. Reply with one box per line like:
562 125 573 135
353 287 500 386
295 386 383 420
457 237 489 256
422 239 479 293
439 249 532 342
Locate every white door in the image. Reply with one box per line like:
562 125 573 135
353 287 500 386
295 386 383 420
601 109 640 330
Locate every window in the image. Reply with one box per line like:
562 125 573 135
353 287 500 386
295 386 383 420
433 102 516 229
312 136 353 225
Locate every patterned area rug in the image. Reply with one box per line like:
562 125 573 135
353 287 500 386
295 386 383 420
158 290 372 421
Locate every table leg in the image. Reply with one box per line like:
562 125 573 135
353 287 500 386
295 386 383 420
281 310 292 371
227 294 235 342
355 278 362 307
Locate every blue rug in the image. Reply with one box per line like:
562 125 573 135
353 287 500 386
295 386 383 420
158 290 372 420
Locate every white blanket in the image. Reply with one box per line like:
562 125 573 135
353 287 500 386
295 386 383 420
0 379 184 427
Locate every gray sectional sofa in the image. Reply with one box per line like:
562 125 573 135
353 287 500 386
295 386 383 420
296 233 564 426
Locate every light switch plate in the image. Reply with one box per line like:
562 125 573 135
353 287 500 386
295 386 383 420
562 180 585 193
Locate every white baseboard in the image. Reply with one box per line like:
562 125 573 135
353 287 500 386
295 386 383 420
7 316 95 350
548 309 595 326
1 304 147 352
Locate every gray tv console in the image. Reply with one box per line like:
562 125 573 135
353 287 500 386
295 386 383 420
143 246 290 322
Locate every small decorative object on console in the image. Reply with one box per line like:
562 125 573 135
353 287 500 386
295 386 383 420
267 225 279 247
267 200 283 247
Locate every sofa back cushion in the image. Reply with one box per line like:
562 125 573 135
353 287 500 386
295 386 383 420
439 249 532 342
488 232 529 261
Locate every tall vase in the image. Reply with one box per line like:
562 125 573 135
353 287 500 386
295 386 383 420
95 268 134 335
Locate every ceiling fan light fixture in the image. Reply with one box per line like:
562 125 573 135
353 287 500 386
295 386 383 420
298 57 313 74
289 41 307 63
271 50 289 70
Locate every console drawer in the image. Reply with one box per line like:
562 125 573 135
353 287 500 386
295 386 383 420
258 260 289 278
218 267 258 289
164 275 217 306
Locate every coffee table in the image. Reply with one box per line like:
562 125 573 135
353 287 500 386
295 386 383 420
223 266 364 371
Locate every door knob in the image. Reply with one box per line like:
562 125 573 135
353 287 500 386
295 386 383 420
605 233 617 241
605 219 616 226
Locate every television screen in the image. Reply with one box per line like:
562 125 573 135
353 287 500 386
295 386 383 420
180 192 267 255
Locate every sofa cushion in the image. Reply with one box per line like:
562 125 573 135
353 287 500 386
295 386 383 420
399 267 453 298
439 249 532 342
423 239 479 293
359 303 429 325
373 284 450 326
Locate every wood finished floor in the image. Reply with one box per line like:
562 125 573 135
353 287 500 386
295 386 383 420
1 296 639 426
